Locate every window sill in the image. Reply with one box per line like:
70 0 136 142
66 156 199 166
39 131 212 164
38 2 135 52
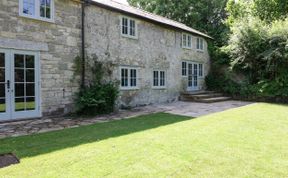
120 87 140 91
152 87 167 90
121 34 138 40
19 14 55 24
196 49 204 53
182 47 192 50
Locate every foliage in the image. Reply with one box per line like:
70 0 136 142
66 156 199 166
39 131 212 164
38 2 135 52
225 0 253 26
128 0 229 45
73 56 119 115
253 0 288 23
75 82 119 115
224 17 288 96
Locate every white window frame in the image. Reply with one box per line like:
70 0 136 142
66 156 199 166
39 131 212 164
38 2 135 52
120 67 139 90
182 61 187 77
198 63 204 78
19 0 55 23
196 37 204 51
152 70 166 89
182 33 192 49
120 16 138 39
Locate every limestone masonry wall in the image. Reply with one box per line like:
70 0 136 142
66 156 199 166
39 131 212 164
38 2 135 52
0 0 82 115
0 0 210 116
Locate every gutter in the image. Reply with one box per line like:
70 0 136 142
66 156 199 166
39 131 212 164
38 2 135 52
81 0 91 88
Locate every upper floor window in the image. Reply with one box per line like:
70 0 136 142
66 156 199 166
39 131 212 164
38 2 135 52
19 0 54 22
121 17 137 39
196 38 204 51
182 33 192 49
153 70 166 88
120 67 139 90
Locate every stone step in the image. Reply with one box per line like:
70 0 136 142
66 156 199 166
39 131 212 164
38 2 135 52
196 97 232 103
181 90 216 96
184 93 223 99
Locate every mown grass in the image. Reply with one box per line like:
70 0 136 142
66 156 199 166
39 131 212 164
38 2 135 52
0 103 288 177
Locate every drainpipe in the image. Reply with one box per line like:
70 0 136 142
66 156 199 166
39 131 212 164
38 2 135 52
81 0 90 89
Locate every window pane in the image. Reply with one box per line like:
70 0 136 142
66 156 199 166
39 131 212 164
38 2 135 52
183 34 187 47
201 39 204 50
26 69 35 82
182 62 187 76
0 69 5 82
122 18 128 35
46 6 51 18
26 83 35 97
199 64 203 77
15 98 25 111
40 6 45 17
129 20 136 36
130 69 137 87
0 53 4 67
26 97 35 110
0 99 5 113
23 0 35 15
0 84 5 98
153 71 159 86
15 84 25 97
15 69 24 82
15 54 24 68
160 71 165 86
188 36 191 47
121 68 128 87
26 55 35 68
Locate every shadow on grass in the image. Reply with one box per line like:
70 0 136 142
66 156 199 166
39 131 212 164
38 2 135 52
0 113 192 159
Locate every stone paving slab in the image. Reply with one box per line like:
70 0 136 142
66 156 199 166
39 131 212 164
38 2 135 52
0 100 253 139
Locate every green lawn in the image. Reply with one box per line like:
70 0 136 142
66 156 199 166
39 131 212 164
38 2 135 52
1 103 288 177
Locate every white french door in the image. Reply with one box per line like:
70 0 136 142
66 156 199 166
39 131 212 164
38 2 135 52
0 49 41 121
187 62 199 91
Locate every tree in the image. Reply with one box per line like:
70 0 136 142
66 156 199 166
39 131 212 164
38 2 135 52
253 0 288 23
128 0 229 45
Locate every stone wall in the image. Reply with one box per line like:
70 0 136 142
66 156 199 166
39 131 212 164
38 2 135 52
85 6 210 108
0 0 82 116
0 0 210 116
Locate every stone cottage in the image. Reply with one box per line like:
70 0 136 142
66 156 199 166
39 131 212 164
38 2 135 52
0 0 212 121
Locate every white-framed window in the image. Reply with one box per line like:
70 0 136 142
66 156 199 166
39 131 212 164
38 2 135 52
121 16 138 39
182 33 192 49
153 70 166 88
120 67 139 90
199 63 204 77
196 37 204 51
182 61 187 76
19 0 54 22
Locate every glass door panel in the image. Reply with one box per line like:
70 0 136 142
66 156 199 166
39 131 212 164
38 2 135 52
188 63 193 89
14 54 36 112
193 63 198 90
0 53 6 113
0 50 11 120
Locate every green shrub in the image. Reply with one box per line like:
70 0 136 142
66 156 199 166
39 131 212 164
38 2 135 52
73 56 119 116
76 82 119 115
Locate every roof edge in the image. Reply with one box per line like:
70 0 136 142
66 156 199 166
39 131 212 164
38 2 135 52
89 1 214 40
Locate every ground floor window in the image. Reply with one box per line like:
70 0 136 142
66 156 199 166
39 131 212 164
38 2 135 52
182 61 187 76
199 63 204 77
120 67 138 89
153 70 166 88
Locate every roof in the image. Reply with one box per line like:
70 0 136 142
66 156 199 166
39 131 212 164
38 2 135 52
90 0 213 39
